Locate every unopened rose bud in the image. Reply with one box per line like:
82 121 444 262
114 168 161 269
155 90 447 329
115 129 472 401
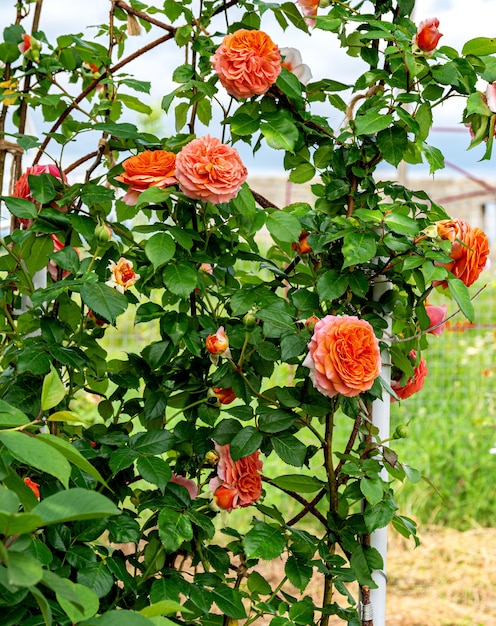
94 219 112 245
393 424 409 439
243 311 258 330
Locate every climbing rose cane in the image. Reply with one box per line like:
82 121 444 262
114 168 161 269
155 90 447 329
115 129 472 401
413 17 443 53
209 442 263 512
212 29 281 99
175 135 247 204
115 149 177 205
435 218 489 288
303 314 381 398
391 350 428 401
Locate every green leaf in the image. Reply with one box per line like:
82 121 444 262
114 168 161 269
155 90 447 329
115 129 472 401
28 174 57 204
230 426 263 461
78 610 156 626
158 507 193 553
317 270 348 301
276 68 304 101
80 282 128 323
0 512 43 536
41 365 66 411
462 37 496 56
360 477 384 506
341 232 377 268
0 196 38 219
0 400 30 428
7 552 43 587
272 433 307 467
140 601 191 617
244 521 286 560
57 580 99 622
77 562 113 598
354 112 393 135
260 115 299 151
136 456 172 493
447 277 475 322
37 433 109 488
350 544 377 588
271 475 324 493
266 211 302 243
364 499 397 533
376 126 408 167
145 233 176 269
162 263 197 298
31 488 120 525
384 212 420 236
118 93 152 115
0 431 71 488
258 407 296 433
211 587 247 619
230 113 260 136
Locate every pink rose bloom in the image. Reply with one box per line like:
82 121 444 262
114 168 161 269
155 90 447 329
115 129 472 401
209 442 263 512
280 47 312 85
176 135 247 204
212 29 281 99
302 314 381 398
425 303 447 336
169 474 198 500
296 0 319 27
13 164 67 226
391 350 428 401
486 82 496 114
413 18 442 53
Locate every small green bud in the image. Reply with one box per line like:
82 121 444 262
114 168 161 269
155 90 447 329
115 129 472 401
94 219 112 245
243 310 258 330
393 424 409 439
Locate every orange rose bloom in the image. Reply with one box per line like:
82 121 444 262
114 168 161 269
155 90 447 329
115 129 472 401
209 442 263 512
414 17 442 53
176 135 247 204
391 350 428 401
212 29 281 99
116 150 177 205
213 387 236 405
206 326 230 356
302 314 381 398
292 230 312 254
435 218 489 288
106 257 140 292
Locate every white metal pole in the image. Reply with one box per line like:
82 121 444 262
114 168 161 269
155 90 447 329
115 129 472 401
367 275 392 626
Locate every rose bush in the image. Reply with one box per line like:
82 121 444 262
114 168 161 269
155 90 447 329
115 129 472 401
0 1 492 625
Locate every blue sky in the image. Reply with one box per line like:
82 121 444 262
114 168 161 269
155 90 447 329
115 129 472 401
1 0 494 180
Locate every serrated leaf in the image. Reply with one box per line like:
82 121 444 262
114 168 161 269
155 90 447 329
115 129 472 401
272 433 306 467
211 587 247 619
158 507 193 553
162 263 197 298
1 196 38 219
355 112 393 135
271 474 324 493
7 551 43 587
384 212 420 236
136 456 172 493
80 282 128 323
244 521 286 560
260 115 299 151
360 477 384 506
266 211 302 243
145 233 176 269
462 37 496 56
341 232 377 268
230 426 263 461
140 601 191 617
57 580 99 622
317 270 348 301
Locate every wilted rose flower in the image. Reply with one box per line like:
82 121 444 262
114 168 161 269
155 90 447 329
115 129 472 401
24 477 40 499
206 326 231 363
486 82 496 114
212 29 281 99
413 17 442 53
296 0 320 26
280 47 312 85
115 149 177 205
169 474 198 500
435 218 489 288
209 442 263 512
213 387 236 405
425 303 447 336
292 230 312 254
176 135 247 204
106 257 140 292
391 350 428 401
302 314 381 398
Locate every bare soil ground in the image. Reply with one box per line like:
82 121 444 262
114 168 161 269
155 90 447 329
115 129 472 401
261 525 496 626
